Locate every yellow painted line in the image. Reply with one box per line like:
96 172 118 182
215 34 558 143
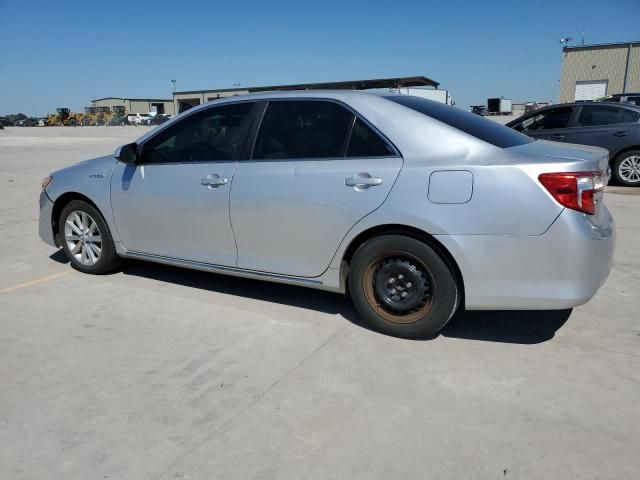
0 271 71 294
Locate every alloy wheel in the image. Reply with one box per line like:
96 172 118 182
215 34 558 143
619 155 640 184
64 210 102 266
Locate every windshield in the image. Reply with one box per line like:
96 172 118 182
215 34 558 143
385 95 533 148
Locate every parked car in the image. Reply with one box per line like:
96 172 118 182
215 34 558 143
470 105 488 116
38 91 614 339
126 113 152 125
507 102 640 186
108 115 128 126
0 117 15 127
148 114 170 126
596 93 640 106
15 118 36 127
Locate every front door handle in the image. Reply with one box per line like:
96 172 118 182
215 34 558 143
345 174 383 189
550 134 565 140
613 131 630 137
201 174 228 188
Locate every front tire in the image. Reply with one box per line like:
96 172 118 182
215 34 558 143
613 150 640 187
59 200 121 274
348 235 460 339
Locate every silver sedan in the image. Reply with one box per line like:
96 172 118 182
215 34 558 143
39 91 615 339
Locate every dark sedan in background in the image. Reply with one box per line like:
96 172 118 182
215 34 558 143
507 102 640 186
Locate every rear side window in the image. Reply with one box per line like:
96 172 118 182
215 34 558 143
253 101 354 159
576 105 621 127
518 107 573 131
625 97 640 107
620 108 640 124
347 119 395 157
385 95 532 148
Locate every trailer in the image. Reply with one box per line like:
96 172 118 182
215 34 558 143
365 87 453 105
487 97 512 115
395 87 453 105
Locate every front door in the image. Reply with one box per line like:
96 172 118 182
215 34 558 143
110 101 258 266
230 100 403 278
514 105 576 142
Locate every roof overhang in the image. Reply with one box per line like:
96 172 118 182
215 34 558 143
174 75 440 96
563 41 640 52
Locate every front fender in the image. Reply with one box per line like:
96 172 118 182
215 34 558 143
45 155 120 243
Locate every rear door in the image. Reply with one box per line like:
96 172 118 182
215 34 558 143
511 106 576 142
562 104 640 153
230 99 402 278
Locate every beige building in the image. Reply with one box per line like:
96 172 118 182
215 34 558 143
90 97 175 115
560 41 640 103
172 76 440 114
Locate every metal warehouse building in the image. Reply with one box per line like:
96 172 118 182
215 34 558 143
90 97 175 115
560 41 640 102
172 76 440 114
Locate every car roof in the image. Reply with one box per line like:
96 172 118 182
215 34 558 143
533 101 640 111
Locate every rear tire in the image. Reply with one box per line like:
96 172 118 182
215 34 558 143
612 150 640 187
59 200 121 274
348 235 459 339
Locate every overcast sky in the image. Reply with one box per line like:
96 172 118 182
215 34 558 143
1 0 639 116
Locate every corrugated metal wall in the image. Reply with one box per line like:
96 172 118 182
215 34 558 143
628 45 640 93
560 45 630 102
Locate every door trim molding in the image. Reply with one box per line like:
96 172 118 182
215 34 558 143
123 250 324 287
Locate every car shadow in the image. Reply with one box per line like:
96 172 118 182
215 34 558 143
441 308 571 344
120 260 571 345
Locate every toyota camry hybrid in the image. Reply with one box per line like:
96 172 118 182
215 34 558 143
39 91 615 339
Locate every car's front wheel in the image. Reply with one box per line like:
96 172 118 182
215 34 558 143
59 200 121 274
613 150 640 187
348 235 460 339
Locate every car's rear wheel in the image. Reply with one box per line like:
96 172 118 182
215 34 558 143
613 150 640 187
59 200 121 274
348 235 460 339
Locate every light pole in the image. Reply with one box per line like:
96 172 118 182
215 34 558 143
171 79 176 92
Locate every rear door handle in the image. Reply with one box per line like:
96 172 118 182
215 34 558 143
550 134 565 140
613 131 630 137
345 174 382 189
201 174 228 188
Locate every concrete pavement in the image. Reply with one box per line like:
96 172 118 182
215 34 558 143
1 126 639 479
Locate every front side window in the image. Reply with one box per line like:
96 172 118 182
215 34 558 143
140 102 255 163
626 97 640 106
253 101 354 159
518 107 573 131
576 105 621 127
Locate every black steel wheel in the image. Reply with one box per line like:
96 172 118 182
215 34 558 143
349 235 459 339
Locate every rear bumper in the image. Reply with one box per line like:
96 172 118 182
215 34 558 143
437 207 615 310
39 191 57 247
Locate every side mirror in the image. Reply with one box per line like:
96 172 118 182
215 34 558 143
115 142 138 165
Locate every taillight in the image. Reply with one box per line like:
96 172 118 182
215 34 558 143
538 171 603 215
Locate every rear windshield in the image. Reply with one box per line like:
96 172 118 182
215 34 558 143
385 95 533 148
